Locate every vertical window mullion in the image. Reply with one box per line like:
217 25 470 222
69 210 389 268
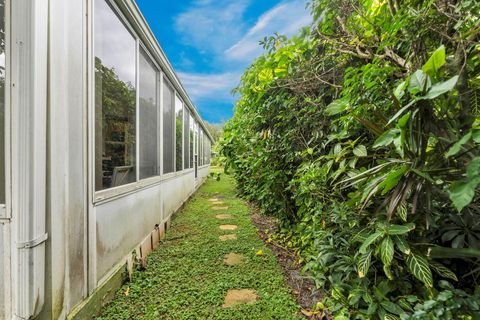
135 39 140 182
157 72 163 176
172 90 176 172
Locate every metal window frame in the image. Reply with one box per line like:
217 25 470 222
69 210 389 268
138 45 161 180
0 0 10 220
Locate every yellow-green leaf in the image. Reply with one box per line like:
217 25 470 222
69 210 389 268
406 252 433 287
422 45 446 76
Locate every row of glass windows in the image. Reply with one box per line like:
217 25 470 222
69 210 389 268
94 0 211 192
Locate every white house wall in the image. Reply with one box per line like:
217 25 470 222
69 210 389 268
0 225 4 319
95 185 162 282
95 169 209 284
2 0 213 318
37 0 88 319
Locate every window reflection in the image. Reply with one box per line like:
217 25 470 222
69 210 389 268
175 95 183 171
189 114 194 168
199 128 202 166
94 0 136 190
183 109 190 169
139 49 158 180
163 79 174 174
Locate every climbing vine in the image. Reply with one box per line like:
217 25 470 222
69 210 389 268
221 0 480 318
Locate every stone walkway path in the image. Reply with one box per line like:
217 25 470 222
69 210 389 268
96 171 301 320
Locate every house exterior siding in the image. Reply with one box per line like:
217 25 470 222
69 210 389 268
0 0 213 319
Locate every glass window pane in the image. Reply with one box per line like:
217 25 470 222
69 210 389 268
204 135 208 165
175 95 183 171
203 134 207 165
162 79 174 174
195 122 199 166
183 109 189 169
207 140 211 164
199 130 203 166
189 114 194 168
0 0 5 203
94 0 136 191
139 49 158 180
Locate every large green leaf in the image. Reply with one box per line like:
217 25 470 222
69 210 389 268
394 236 411 255
430 261 458 281
353 145 368 157
397 111 411 128
388 223 415 235
449 179 479 212
406 252 433 287
446 132 472 158
358 250 373 278
449 157 480 212
429 246 480 258
408 70 430 94
359 232 384 254
380 237 394 266
422 45 446 76
378 166 408 195
421 75 459 100
466 157 480 178
472 129 480 143
374 128 401 148
380 301 404 316
394 80 407 100
325 98 349 116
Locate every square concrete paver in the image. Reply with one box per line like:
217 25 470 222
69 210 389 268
215 214 234 220
224 253 244 266
219 224 238 231
219 234 237 241
222 289 259 308
212 206 229 211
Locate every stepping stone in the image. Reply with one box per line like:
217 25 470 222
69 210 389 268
215 214 233 220
212 201 224 205
208 198 219 202
219 234 237 241
222 289 259 308
212 206 229 211
224 253 244 266
219 224 238 231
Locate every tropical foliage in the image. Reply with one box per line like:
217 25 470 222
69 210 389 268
221 0 480 318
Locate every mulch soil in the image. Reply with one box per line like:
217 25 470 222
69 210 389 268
250 205 328 319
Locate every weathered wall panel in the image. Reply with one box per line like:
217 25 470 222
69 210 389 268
43 0 87 318
95 185 162 281
0 225 4 319
162 173 192 221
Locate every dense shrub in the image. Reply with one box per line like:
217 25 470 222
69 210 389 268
221 0 480 318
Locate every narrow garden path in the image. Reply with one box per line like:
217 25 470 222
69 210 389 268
96 170 301 320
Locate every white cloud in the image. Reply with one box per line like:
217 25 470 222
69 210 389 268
225 0 311 62
174 0 250 54
177 71 241 102
172 0 312 122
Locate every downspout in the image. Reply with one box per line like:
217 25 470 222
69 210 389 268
11 0 48 318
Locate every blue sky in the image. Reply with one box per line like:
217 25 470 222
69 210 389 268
136 0 311 124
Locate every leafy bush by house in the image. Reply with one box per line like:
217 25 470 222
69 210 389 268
221 0 480 318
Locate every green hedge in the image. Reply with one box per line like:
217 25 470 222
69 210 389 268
221 0 480 319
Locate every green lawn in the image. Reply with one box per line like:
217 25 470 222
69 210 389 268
96 169 301 320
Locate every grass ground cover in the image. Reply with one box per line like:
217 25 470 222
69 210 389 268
96 168 301 320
